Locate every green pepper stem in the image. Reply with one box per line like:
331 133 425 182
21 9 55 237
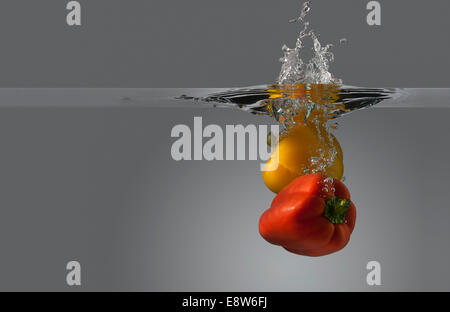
324 197 350 224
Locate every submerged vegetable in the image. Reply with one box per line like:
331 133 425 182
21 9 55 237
262 123 343 193
259 173 356 257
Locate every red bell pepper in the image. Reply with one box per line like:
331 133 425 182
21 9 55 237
259 173 356 257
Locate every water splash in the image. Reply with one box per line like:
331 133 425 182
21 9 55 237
278 1 341 85
175 1 399 180
274 2 346 179
177 86 397 123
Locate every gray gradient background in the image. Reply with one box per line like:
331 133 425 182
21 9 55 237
0 106 449 291
0 0 449 291
0 0 449 87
